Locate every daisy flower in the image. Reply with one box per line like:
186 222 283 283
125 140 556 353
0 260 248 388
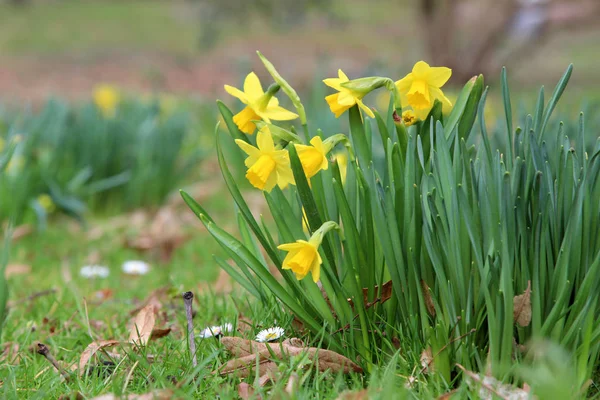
122 260 150 275
80 265 110 279
255 326 285 343
197 323 234 339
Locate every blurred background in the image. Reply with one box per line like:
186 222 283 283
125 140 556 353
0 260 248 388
1 0 599 103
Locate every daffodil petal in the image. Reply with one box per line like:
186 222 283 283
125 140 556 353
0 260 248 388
256 129 275 152
337 91 358 106
323 78 343 91
429 86 453 111
427 66 452 88
224 85 248 103
357 99 375 118
337 69 349 81
412 61 431 79
260 106 299 121
244 72 264 100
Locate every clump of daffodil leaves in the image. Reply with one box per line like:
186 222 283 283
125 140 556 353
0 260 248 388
182 51 600 396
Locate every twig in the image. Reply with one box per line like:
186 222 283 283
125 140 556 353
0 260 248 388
183 291 197 367
419 328 476 376
7 288 57 307
36 342 70 382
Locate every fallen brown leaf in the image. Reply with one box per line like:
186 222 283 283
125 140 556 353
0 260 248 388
4 263 31 278
76 340 120 376
92 289 114 301
11 224 33 241
150 327 172 340
420 348 434 374
129 304 157 346
420 280 436 316
336 389 370 400
1 342 20 365
238 382 256 400
513 281 532 327
129 287 168 315
90 389 176 400
219 337 362 377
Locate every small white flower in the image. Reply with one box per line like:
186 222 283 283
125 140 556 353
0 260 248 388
80 265 110 279
122 260 150 275
255 327 285 343
197 323 234 339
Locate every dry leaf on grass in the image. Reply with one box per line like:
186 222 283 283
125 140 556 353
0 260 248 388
457 364 530 400
238 382 257 400
129 287 168 315
420 347 434 374
336 390 370 400
76 340 120 375
4 264 31 278
420 280 436 316
513 281 532 327
219 337 362 377
11 224 33 241
129 304 157 346
150 327 172 340
1 342 20 365
90 389 175 400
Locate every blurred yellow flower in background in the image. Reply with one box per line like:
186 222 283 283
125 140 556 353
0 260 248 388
402 110 417 127
395 61 452 119
323 69 375 118
295 136 334 180
225 72 298 134
37 194 56 213
235 127 294 192
93 85 120 118
278 238 322 282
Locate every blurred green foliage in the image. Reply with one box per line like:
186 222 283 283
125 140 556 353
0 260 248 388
0 97 205 226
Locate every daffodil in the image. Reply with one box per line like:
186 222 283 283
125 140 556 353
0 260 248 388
37 194 55 213
93 85 120 118
395 61 452 119
402 110 418 127
278 221 338 283
323 70 375 118
235 127 294 192
295 136 335 179
278 239 322 282
225 72 298 134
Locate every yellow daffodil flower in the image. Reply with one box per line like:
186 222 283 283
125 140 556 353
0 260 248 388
278 221 338 283
37 194 56 213
323 70 375 119
278 239 322 282
402 110 417 127
235 127 294 192
225 72 298 135
295 136 334 179
395 61 452 119
93 85 120 118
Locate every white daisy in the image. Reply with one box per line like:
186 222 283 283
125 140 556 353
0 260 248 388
197 323 234 339
122 260 150 275
80 265 110 279
255 327 285 343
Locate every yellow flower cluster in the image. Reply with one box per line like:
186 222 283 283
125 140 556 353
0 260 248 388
224 61 452 283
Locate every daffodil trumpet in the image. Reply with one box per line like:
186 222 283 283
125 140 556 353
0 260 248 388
278 221 339 282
